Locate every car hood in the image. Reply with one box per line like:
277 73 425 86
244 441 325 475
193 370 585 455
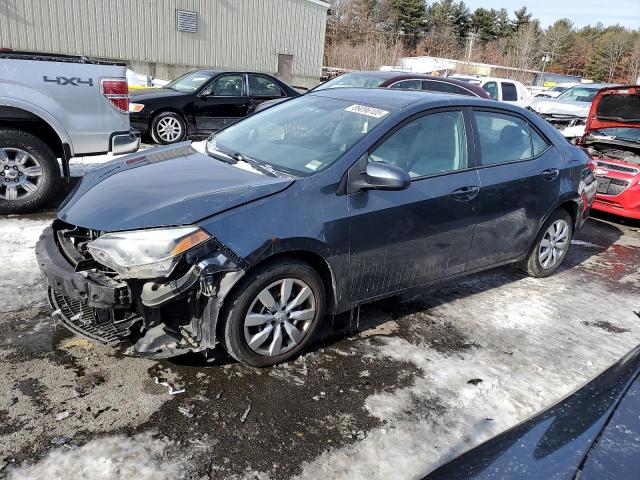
58 143 293 232
129 88 188 102
531 97 591 117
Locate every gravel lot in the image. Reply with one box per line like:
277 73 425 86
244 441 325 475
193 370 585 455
1 200 639 479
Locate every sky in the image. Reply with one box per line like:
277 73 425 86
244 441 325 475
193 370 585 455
461 0 640 29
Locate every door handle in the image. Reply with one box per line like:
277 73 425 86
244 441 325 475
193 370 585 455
541 168 560 180
450 186 480 201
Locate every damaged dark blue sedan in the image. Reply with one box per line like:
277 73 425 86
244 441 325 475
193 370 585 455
36 89 596 366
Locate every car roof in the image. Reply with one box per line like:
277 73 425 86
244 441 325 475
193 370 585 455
308 87 495 110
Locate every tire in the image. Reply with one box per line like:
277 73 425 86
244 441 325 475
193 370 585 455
521 209 573 278
150 111 186 145
221 260 326 367
0 128 59 214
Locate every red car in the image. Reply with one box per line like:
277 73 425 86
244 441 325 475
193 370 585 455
580 85 640 219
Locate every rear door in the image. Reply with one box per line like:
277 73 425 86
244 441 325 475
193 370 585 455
467 108 562 269
348 108 480 301
194 73 249 132
247 73 287 112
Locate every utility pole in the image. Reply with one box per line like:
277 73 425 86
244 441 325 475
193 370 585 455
539 51 552 86
466 32 478 64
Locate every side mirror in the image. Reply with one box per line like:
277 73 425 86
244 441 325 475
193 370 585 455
351 162 411 192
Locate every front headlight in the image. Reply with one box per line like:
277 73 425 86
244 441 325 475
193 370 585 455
87 226 210 279
129 103 145 113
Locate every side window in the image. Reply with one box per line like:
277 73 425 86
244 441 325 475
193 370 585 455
248 74 283 96
474 111 539 165
207 74 246 96
482 81 499 100
501 82 518 101
390 80 422 90
531 129 550 156
424 80 474 97
369 110 468 178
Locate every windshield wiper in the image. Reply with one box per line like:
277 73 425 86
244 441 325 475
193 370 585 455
207 148 238 165
230 152 279 177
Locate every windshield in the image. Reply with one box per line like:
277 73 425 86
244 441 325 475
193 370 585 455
313 73 387 91
592 127 640 142
208 95 392 175
557 86 599 102
165 71 215 93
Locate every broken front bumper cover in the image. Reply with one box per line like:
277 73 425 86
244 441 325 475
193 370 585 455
36 225 246 357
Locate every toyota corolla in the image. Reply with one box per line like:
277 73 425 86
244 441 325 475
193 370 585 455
36 89 596 367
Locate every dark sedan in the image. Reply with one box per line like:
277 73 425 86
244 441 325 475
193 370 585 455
129 70 299 144
37 89 595 367
254 70 490 112
425 341 640 480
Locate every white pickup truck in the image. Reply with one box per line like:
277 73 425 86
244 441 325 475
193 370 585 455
0 51 139 213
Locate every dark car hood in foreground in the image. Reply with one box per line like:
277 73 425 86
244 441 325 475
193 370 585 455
424 344 640 480
58 143 293 232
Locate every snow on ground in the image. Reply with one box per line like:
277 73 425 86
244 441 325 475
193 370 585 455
9 434 179 480
295 261 640 479
1 216 51 312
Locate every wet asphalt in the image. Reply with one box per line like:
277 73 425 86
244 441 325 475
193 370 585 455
0 210 639 479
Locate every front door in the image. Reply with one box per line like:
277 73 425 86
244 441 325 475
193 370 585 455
467 108 562 269
194 74 249 132
348 109 480 302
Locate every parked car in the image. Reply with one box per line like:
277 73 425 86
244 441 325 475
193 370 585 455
128 70 299 144
529 84 610 139
36 89 595 367
424 341 640 480
0 50 139 213
535 83 578 98
580 85 640 219
254 70 490 113
452 75 533 108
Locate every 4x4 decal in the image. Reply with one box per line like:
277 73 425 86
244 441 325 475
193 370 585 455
43 76 93 86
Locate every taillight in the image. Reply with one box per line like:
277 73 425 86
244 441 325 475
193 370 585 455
587 157 598 171
100 78 129 113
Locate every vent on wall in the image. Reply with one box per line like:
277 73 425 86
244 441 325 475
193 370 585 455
176 10 197 33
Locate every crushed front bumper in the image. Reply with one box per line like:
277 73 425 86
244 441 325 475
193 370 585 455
36 226 137 343
36 223 246 357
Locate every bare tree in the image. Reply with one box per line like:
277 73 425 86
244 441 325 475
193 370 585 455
626 38 640 83
598 30 632 82
510 23 541 81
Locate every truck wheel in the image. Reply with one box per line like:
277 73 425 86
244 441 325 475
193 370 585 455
220 260 326 367
521 209 573 278
151 111 186 145
0 128 59 214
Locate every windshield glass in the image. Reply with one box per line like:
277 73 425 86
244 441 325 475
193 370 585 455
165 71 215 93
592 127 640 142
557 86 599 102
208 95 392 175
313 73 387 91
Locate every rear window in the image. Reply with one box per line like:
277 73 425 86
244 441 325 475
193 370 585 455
314 74 387 91
501 82 518 101
595 93 640 122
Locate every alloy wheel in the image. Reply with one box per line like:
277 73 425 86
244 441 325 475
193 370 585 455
0 148 43 201
243 278 316 357
156 116 183 142
538 219 570 269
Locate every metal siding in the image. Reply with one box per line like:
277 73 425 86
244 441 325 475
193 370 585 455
0 0 326 77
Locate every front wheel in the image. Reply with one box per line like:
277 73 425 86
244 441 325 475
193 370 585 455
521 209 573 278
150 111 186 145
220 260 326 367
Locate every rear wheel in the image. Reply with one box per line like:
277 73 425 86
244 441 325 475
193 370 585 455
220 260 325 367
151 111 186 145
522 209 573 278
0 128 59 214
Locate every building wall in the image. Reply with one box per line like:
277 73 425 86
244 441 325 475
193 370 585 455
0 0 328 87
